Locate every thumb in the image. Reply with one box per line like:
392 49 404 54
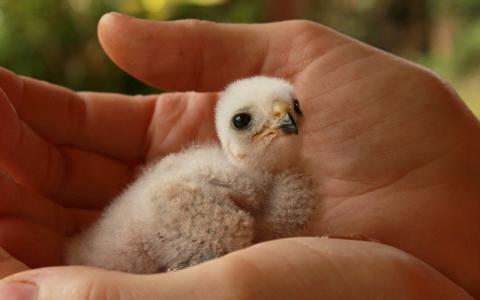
97 13 328 92
0 238 474 300
97 13 266 92
0 266 159 300
0 265 209 300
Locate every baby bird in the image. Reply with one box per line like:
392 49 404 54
65 76 316 273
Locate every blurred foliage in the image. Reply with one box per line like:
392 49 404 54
0 0 478 116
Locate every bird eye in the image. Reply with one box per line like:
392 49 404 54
232 113 252 130
293 99 303 116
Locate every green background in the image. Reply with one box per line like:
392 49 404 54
0 0 478 116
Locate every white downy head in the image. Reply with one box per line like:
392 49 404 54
215 76 304 173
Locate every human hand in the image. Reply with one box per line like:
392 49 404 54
0 247 28 278
1 12 479 298
0 51 217 296
0 62 217 268
0 238 473 299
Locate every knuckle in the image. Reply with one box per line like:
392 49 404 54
413 66 462 106
418 67 454 92
180 18 214 30
0 111 21 161
0 171 18 209
76 279 122 300
213 256 264 300
66 93 87 142
49 269 125 300
285 19 321 35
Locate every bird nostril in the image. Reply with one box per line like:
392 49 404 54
273 101 291 115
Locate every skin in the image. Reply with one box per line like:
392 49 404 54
0 12 479 299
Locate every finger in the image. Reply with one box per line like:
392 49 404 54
0 67 156 160
98 13 343 92
183 238 473 299
0 171 99 235
1 69 219 161
0 218 64 268
48 147 132 209
0 171 74 235
1 239 473 300
0 87 132 208
0 247 28 279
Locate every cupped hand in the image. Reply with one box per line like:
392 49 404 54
0 238 473 299
0 62 217 267
0 12 479 298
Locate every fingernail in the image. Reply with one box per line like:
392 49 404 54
105 11 134 20
107 11 125 18
0 281 38 300
99 12 136 28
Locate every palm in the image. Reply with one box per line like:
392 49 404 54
298 47 480 289
0 16 479 295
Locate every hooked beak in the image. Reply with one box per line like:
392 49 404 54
276 112 298 135
252 101 299 141
273 101 298 135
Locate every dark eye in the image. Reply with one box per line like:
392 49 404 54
293 99 303 116
232 113 252 130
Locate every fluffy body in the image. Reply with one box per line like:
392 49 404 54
65 76 316 273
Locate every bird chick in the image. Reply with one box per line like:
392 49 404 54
65 76 316 273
